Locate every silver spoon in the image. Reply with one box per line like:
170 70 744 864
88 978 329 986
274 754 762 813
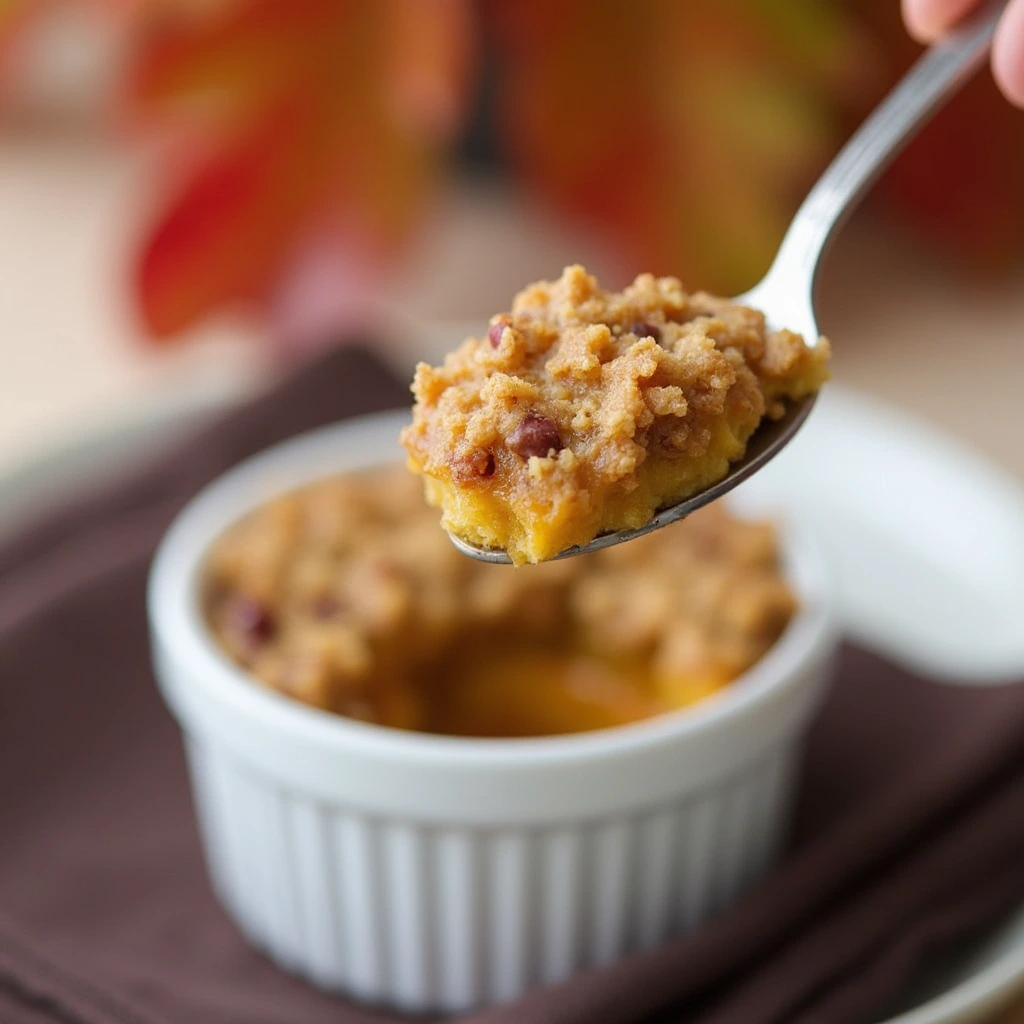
454 1 1007 564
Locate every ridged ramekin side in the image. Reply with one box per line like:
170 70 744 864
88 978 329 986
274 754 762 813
183 734 797 1014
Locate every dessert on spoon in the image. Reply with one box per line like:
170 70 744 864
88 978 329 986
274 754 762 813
402 266 827 565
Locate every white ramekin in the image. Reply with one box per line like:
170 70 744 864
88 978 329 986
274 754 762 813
148 409 839 1014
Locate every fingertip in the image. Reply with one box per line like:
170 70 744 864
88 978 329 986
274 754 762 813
993 0 1024 109
902 0 982 42
903 0 942 42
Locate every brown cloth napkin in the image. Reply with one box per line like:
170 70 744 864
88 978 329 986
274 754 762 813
3 345 1024 1024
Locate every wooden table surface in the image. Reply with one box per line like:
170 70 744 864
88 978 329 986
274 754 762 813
2 127 1023 1022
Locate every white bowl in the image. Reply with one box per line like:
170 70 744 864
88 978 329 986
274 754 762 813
148 409 839 1014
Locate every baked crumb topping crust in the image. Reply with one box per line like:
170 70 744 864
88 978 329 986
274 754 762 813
401 265 829 564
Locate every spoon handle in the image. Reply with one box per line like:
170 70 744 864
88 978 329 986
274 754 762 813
770 0 1007 292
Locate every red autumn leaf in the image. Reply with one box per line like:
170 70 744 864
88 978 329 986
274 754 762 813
138 91 324 336
127 0 474 341
126 1 320 127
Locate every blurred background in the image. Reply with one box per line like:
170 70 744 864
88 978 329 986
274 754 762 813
1 0 1022 484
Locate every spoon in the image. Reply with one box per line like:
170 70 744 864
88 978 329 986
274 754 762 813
453 0 1007 564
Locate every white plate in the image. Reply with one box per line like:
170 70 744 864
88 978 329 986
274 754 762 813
737 387 1024 683
3 379 1023 1024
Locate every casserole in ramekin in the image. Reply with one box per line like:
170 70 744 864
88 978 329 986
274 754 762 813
148 409 838 1013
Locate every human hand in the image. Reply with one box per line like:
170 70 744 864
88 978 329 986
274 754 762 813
902 0 1024 106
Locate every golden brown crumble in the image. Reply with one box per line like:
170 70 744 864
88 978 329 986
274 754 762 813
401 265 829 564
